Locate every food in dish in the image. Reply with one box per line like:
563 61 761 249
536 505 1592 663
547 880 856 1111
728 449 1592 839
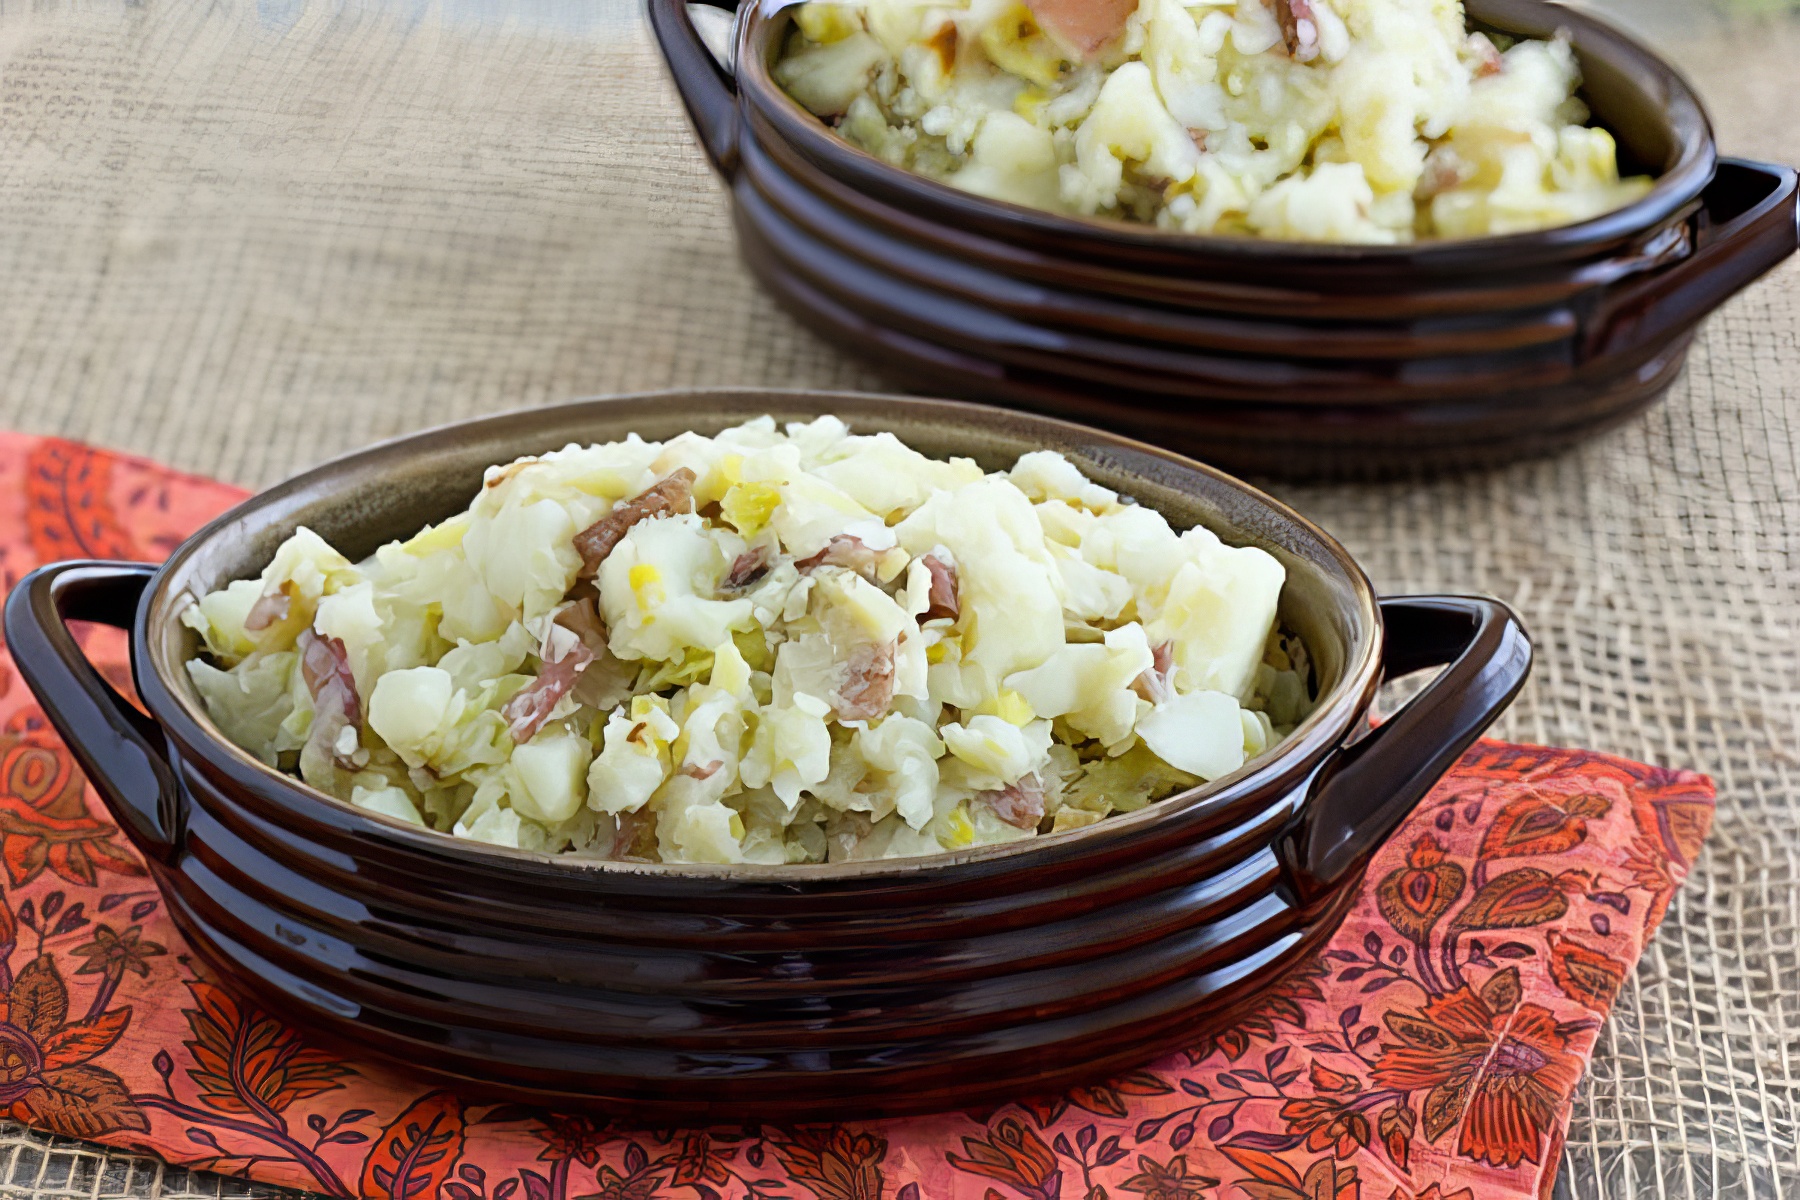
182 417 1311 864
773 0 1653 242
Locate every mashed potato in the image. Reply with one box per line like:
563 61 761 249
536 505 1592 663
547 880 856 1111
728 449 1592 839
773 0 1653 241
182 417 1313 865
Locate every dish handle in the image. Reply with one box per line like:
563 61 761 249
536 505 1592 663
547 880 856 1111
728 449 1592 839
3 561 184 865
646 0 743 177
1279 595 1531 909
1587 157 1799 359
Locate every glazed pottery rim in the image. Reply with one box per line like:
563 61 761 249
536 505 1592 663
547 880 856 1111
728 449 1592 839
143 387 1382 882
731 0 1717 261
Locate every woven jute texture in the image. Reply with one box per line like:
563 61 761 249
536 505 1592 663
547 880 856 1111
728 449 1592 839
0 0 1795 1197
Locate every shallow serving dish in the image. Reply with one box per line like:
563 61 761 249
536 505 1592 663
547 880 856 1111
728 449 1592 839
650 0 1799 478
6 390 1530 1119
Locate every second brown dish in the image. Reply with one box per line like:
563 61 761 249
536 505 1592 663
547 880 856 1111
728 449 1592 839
650 0 1799 478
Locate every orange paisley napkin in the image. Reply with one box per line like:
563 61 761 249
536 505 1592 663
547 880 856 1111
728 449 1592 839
0 434 1714 1200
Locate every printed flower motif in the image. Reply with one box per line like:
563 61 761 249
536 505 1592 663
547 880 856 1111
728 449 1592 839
1376 835 1466 945
1621 834 1679 926
70 923 165 980
583 1166 664 1200
947 1117 1062 1200
1219 1148 1356 1200
180 980 350 1117
1023 1071 1176 1126
1120 1153 1218 1200
1448 867 1568 932
1377 1102 1416 1171
0 716 145 888
535 1112 610 1167
1629 771 1712 870
1625 773 1713 926
359 1092 465 1200
764 1124 888 1200
669 1132 732 1188
1545 932 1629 1012
1186 959 1328 1063
0 954 143 1137
1277 1098 1371 1159
1307 1062 1358 1096
23 440 142 563
1478 787 1611 861
1371 968 1583 1167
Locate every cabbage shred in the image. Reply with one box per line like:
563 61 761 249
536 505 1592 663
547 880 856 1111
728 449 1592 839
774 0 1654 242
183 417 1310 864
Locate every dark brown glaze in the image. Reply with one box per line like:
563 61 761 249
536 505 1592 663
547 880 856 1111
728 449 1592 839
4 391 1532 1119
647 0 1799 478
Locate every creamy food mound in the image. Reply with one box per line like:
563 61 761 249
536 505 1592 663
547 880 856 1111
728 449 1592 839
182 418 1312 864
773 0 1654 241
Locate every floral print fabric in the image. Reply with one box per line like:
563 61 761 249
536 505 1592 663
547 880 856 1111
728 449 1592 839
0 435 1714 1200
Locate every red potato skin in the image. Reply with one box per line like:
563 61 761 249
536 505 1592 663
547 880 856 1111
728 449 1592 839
1471 32 1504 76
832 639 897 721
980 775 1047 830
500 640 596 744
1133 641 1176 705
1026 0 1137 58
795 534 880 581
296 629 364 769
1270 0 1322 61
298 629 362 727
722 544 773 591
922 554 959 622
243 582 293 632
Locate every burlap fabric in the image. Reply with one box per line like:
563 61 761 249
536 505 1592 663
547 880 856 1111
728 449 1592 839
0 0 1794 1196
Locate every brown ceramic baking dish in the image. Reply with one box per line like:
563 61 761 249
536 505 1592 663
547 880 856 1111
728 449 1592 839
650 0 1799 478
5 390 1530 1119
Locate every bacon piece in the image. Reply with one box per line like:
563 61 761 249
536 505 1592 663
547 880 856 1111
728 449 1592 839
1026 0 1135 59
722 544 773 592
1132 641 1177 706
608 807 659 861
572 468 697 578
833 640 896 721
502 623 596 743
796 534 881 582
922 553 959 622
297 629 363 767
243 581 294 633
1267 0 1321 61
980 775 1047 831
